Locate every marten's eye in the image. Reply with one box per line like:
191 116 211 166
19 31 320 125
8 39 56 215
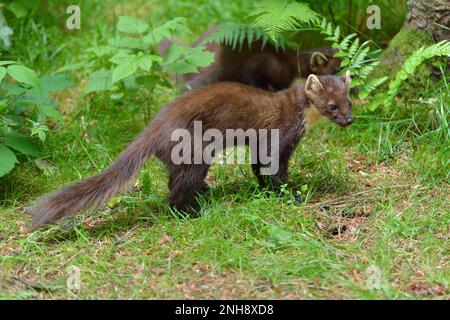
329 105 338 112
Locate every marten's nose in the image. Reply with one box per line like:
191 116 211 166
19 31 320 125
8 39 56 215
345 117 353 125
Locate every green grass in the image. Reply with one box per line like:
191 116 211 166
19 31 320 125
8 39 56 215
0 0 448 299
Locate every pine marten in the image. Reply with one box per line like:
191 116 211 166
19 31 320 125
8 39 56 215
159 26 341 92
28 72 353 231
183 42 341 91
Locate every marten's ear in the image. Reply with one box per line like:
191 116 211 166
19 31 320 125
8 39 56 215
305 74 324 94
342 70 351 86
310 52 328 71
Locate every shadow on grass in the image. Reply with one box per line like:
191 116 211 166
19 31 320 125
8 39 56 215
29 161 355 244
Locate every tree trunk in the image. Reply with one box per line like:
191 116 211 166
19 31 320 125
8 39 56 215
370 0 448 89
405 0 450 42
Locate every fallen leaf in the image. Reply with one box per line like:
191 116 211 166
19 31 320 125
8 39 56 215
159 234 172 245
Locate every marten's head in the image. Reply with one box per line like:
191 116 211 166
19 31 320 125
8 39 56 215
309 52 341 76
304 72 353 128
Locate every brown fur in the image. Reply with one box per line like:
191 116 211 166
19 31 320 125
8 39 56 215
28 74 352 231
183 42 341 92
160 26 341 92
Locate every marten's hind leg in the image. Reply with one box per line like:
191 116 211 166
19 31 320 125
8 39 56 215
167 164 209 215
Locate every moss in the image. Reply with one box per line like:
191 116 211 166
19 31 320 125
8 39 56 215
369 27 434 94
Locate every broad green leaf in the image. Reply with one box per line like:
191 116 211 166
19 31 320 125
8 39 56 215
112 61 138 84
0 60 19 66
0 144 18 177
7 1 29 18
136 55 154 71
31 124 49 143
85 45 115 57
0 67 6 82
164 61 198 74
16 88 53 106
0 82 26 96
38 105 64 122
85 69 112 93
143 17 190 45
3 132 40 157
109 52 135 65
163 45 214 74
7 64 39 87
39 74 73 92
117 16 148 34
264 224 292 244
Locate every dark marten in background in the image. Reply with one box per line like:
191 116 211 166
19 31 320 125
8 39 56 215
183 42 340 91
28 73 353 231
159 26 341 92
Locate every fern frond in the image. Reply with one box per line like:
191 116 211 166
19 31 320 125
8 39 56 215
250 0 320 41
386 40 450 106
319 18 385 102
201 22 285 50
351 45 371 69
359 77 388 100
339 34 358 51
348 37 361 58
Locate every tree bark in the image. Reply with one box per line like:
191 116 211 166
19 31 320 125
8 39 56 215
405 0 450 42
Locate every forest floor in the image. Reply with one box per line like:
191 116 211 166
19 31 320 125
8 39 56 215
1 94 448 299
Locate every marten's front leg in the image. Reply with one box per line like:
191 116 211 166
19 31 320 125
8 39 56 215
259 147 302 204
251 143 289 190
252 157 288 191
251 163 267 188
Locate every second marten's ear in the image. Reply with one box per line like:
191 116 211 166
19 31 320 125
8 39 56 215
305 74 324 93
310 52 328 70
342 70 351 86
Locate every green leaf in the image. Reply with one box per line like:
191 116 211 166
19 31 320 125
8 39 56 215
264 224 292 244
7 64 39 87
39 74 73 92
17 87 53 106
31 124 49 143
0 67 6 82
143 17 190 45
111 61 138 84
7 1 29 18
3 132 40 157
85 46 115 57
117 16 148 34
136 55 154 71
109 52 135 65
0 144 18 177
250 1 319 41
0 82 26 96
0 60 19 66
163 45 214 74
85 69 113 93
38 105 64 122
164 61 198 74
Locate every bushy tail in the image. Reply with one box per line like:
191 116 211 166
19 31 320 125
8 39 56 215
28 128 155 231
